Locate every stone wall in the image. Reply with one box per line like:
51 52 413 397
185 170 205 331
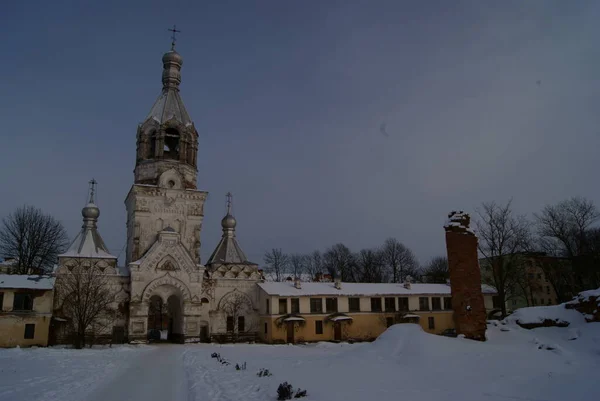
444 211 487 341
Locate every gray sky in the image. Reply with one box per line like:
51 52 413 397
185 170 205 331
1 0 599 267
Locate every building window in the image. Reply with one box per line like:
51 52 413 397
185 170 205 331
443 297 452 310
315 320 323 335
547 299 552 305
266 299 270 314
264 322 268 334
291 298 300 314
238 316 245 332
398 297 409 311
326 298 338 313
431 297 442 311
419 297 429 311
13 293 33 311
492 296 502 309
24 324 35 340
310 298 323 313
386 317 394 328
226 316 234 332
546 286 550 295
279 298 287 314
0 292 4 310
384 297 395 312
428 317 435 330
348 297 360 312
371 298 382 312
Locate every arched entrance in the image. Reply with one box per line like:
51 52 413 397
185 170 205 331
146 291 184 343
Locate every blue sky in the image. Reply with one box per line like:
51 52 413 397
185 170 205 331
1 0 599 266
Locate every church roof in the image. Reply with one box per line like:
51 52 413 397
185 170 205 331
147 88 192 126
59 181 117 260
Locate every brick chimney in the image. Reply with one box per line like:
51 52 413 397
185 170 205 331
444 211 487 341
334 276 342 290
294 277 302 289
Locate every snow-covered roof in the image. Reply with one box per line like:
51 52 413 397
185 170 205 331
0 274 55 290
59 228 117 259
258 282 497 297
147 88 192 127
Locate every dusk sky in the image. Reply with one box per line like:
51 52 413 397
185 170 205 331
1 0 599 267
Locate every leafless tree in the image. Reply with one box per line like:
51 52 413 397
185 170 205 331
263 248 290 282
220 292 256 340
0 205 68 274
323 243 355 282
422 256 449 284
475 200 531 317
535 197 600 290
303 250 324 281
381 238 420 283
56 258 118 348
354 248 387 283
289 253 306 280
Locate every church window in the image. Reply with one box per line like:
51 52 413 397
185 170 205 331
238 316 245 332
201 297 209 304
278 298 287 314
291 298 300 314
13 293 33 311
226 316 234 332
326 298 338 313
24 324 35 339
315 320 323 335
168 180 175 188
149 132 157 158
348 297 360 312
164 128 180 160
310 298 323 313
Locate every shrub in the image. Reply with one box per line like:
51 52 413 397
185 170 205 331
277 382 293 400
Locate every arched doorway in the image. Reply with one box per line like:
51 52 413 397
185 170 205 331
146 291 184 343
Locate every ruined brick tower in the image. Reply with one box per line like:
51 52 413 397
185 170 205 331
444 211 487 341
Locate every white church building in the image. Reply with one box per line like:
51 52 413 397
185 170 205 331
53 44 262 343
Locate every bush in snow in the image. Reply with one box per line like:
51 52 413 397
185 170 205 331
211 352 220 359
257 368 272 377
235 362 246 370
277 382 293 400
277 382 308 400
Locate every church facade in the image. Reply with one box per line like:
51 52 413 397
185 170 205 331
53 45 261 343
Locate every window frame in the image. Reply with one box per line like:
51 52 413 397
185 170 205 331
384 297 395 312
310 298 323 313
398 297 409 312
443 297 452 310
278 298 287 315
370 297 382 312
428 316 435 330
24 323 35 340
325 297 338 313
431 297 442 311
419 297 429 311
291 298 300 314
315 320 323 335
348 297 360 312
13 293 34 311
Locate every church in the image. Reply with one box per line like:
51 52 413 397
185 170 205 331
53 43 262 344
49 42 496 346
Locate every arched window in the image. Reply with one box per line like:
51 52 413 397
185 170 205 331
238 316 245 332
163 128 180 160
149 131 157 158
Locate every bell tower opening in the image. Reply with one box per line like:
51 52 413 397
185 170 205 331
164 128 180 160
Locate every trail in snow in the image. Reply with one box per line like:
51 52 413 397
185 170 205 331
88 345 191 401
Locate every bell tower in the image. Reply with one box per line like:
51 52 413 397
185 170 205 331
125 41 207 266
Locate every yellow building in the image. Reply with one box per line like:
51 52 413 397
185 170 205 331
0 274 55 347
257 280 497 343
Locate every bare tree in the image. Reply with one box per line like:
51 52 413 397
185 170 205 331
303 250 324 281
381 238 420 283
422 256 449 284
289 253 306 280
354 249 387 283
263 248 290 282
535 197 600 290
56 258 118 349
323 243 355 282
220 292 256 340
0 205 68 274
475 200 531 317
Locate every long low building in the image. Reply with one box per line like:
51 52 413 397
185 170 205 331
257 280 497 343
0 274 55 347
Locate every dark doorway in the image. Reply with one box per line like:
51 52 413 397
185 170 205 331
334 322 342 341
200 325 209 342
286 322 295 344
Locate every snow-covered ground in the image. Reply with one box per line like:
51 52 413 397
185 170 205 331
1 321 598 401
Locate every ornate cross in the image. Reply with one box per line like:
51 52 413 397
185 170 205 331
226 192 233 214
88 179 97 204
168 25 181 50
